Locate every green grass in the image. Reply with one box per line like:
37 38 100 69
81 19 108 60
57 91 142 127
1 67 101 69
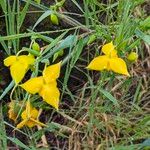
0 0 150 149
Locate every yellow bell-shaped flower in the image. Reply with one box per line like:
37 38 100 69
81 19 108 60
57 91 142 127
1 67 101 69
8 101 23 122
20 62 61 110
87 42 130 76
16 101 45 129
4 55 35 84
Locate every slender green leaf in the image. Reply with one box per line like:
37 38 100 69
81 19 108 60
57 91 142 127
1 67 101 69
99 89 119 106
0 81 15 100
7 137 31 150
135 29 150 45
33 10 52 30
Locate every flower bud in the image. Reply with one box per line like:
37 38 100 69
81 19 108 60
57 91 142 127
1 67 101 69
127 52 138 62
50 14 59 25
34 0 41 4
32 41 40 51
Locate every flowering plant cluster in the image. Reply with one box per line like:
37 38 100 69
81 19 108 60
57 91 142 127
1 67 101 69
3 40 137 130
3 39 61 128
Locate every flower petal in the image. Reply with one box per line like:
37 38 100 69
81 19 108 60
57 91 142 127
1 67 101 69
25 120 37 128
16 119 28 129
8 109 17 121
31 108 39 119
18 55 35 66
43 62 61 83
16 119 42 128
102 42 117 57
8 101 23 121
109 58 130 76
4 56 16 67
10 61 28 84
22 102 39 119
18 102 45 128
20 77 43 94
30 118 46 127
39 83 60 110
24 118 46 128
26 101 32 118
21 108 29 120
87 56 109 71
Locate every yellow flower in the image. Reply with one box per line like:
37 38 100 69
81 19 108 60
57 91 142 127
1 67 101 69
20 62 61 110
4 55 35 84
87 42 130 76
16 101 45 129
8 101 23 122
